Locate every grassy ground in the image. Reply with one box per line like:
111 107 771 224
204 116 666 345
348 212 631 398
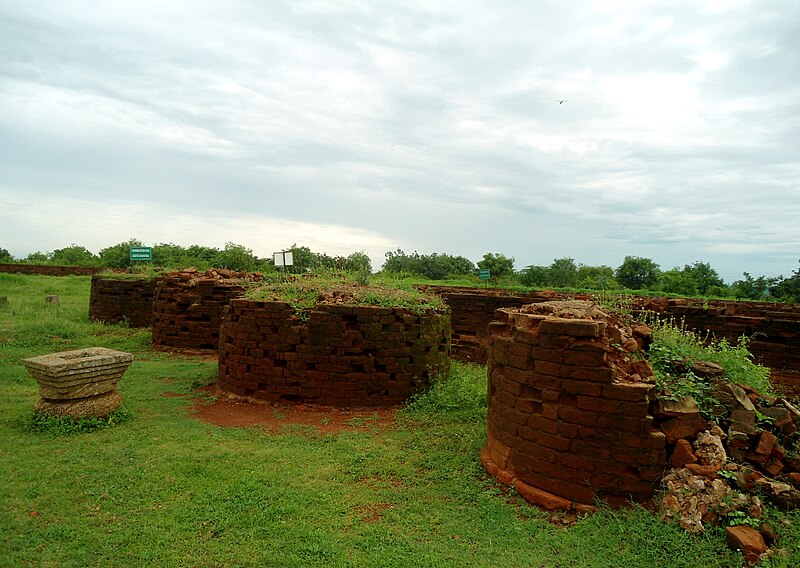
0 274 796 567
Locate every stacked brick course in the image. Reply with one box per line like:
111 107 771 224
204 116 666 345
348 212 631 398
482 301 666 510
151 271 257 351
218 299 451 406
0 263 101 277
419 286 590 362
637 298 800 390
89 275 156 327
420 286 800 391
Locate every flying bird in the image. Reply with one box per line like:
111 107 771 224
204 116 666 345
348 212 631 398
555 99 568 104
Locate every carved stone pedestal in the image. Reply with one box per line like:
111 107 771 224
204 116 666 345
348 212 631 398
22 347 133 418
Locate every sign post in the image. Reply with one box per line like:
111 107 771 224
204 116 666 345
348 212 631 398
479 268 491 288
129 247 152 271
273 251 294 275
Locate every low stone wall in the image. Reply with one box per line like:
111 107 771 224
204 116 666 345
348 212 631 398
0 263 101 277
482 301 666 510
89 275 156 327
218 299 451 406
151 271 256 351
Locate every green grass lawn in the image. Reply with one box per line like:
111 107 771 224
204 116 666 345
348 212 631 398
0 273 796 567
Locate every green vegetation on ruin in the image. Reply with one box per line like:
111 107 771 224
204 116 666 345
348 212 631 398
244 273 448 319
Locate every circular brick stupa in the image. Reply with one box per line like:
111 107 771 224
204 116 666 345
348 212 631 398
482 301 666 511
218 284 451 407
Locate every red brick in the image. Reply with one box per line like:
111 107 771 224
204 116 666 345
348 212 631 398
558 406 600 426
537 432 572 452
602 382 656 402
508 342 531 358
564 350 608 367
539 318 605 338
538 334 574 350
534 360 571 378
569 366 614 382
516 398 543 414
527 415 558 434
560 379 603 396
556 422 581 438
531 347 564 364
508 353 532 370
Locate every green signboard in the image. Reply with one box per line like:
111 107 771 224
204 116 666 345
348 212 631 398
130 247 152 262
479 269 491 280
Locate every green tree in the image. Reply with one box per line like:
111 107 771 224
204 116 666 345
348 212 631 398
286 244 316 273
478 253 515 284
344 251 372 274
682 261 725 295
732 272 777 300
381 249 474 280
548 257 579 288
0 247 13 263
24 251 52 264
615 256 661 289
213 242 258 272
51 244 98 266
657 269 698 296
576 264 617 290
771 260 800 302
99 239 144 269
152 243 189 269
518 264 549 287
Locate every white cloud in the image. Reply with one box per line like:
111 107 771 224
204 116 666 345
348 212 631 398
1 0 798 282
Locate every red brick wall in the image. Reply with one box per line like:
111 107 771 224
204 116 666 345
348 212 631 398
421 287 800 389
482 304 666 510
88 275 156 327
636 298 800 388
0 263 101 276
218 299 451 407
418 287 591 362
151 275 246 351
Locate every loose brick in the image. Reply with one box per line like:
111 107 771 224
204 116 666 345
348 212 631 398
539 318 605 338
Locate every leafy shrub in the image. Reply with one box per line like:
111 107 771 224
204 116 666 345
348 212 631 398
18 407 132 436
646 315 774 414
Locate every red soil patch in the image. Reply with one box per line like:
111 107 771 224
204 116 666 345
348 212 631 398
352 503 393 523
189 386 397 434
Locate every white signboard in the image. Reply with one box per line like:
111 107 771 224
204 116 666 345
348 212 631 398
273 251 294 267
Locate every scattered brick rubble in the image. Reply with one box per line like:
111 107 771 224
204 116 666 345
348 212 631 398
654 366 800 563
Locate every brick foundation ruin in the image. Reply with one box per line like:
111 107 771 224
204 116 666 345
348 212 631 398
422 286 800 392
0 263 102 277
151 270 261 351
638 298 800 392
218 299 451 406
418 287 592 362
482 301 666 510
89 275 157 328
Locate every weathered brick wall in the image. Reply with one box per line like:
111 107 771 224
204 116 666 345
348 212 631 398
418 287 591 362
420 287 800 389
151 274 247 351
0 263 101 276
218 299 451 406
637 298 800 389
482 302 666 511
89 275 156 327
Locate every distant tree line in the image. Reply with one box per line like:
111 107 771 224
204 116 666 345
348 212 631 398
0 241 371 275
2 242 798 302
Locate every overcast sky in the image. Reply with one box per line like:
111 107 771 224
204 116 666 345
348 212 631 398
1 0 798 281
